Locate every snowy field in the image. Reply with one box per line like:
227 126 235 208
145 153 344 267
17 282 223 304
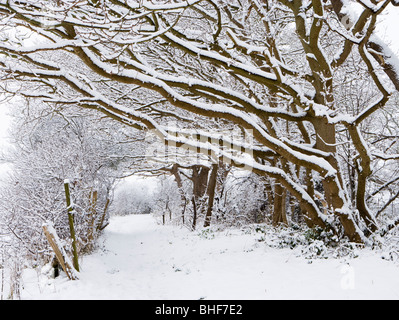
19 214 399 300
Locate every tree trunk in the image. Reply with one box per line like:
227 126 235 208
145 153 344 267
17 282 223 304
204 163 218 228
191 196 197 230
191 165 210 229
192 165 210 198
64 180 80 272
313 119 363 242
171 164 187 224
272 181 288 226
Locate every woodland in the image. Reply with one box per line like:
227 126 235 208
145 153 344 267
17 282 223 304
0 0 398 298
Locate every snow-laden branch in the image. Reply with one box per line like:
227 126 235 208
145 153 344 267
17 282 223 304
0 0 397 241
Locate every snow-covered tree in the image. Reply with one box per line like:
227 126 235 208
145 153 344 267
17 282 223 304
0 102 139 265
0 0 398 242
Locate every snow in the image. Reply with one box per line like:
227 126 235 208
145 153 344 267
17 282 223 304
1 0 399 302
377 3 399 54
19 214 399 300
42 222 79 280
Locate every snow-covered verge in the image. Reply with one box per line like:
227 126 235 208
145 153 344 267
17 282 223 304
17 214 399 300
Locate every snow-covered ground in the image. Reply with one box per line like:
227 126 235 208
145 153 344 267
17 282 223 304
19 214 399 300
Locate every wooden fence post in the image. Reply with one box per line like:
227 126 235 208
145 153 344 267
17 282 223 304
64 179 80 272
42 223 79 280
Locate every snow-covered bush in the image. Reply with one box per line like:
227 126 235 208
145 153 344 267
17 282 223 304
213 171 269 227
0 105 137 267
250 223 361 260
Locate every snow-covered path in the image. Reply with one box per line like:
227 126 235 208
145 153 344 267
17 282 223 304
20 214 399 300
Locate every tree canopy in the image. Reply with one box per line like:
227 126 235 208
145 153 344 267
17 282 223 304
0 0 398 244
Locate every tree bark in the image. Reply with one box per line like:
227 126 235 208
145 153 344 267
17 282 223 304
64 180 79 272
171 164 187 224
272 181 288 226
204 163 218 228
312 119 364 242
191 165 210 230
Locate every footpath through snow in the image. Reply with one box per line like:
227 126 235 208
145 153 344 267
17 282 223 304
20 214 399 299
